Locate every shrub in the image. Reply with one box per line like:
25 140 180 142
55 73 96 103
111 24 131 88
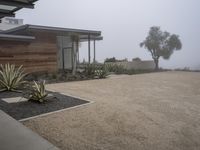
104 57 117 63
105 63 155 75
84 64 109 79
0 64 27 92
28 80 48 103
84 64 96 78
95 65 108 79
132 57 141 61
105 63 126 74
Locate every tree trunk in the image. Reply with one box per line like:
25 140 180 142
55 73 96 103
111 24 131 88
154 58 159 71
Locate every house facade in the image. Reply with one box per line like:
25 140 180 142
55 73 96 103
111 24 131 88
0 1 103 74
0 24 103 73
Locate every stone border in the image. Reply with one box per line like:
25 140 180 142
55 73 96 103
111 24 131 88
19 93 94 122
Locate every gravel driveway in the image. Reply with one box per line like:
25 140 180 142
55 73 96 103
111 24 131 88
23 71 200 150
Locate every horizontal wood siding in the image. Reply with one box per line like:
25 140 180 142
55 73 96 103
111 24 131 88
0 32 58 73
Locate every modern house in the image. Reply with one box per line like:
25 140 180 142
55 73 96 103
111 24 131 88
0 0 103 74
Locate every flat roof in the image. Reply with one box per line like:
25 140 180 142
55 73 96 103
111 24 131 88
0 0 37 18
2 24 103 41
3 24 102 35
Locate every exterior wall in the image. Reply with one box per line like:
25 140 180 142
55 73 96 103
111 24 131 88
106 60 155 70
0 32 58 73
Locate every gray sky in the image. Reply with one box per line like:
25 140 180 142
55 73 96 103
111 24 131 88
17 0 200 69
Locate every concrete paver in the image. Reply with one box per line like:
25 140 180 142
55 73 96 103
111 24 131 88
0 110 59 150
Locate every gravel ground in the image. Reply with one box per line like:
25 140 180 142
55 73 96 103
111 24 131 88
23 71 200 150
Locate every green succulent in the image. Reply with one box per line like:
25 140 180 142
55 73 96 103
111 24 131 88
28 80 48 103
95 65 108 79
0 64 27 92
85 64 96 78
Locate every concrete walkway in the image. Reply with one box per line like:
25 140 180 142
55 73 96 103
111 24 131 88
0 110 59 150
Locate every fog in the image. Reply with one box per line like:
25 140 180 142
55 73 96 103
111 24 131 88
17 0 200 69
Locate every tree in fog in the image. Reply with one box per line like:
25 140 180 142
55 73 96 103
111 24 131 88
140 26 182 70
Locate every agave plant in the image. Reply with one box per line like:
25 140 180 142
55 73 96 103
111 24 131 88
28 80 48 103
85 64 96 78
95 65 108 79
0 64 27 92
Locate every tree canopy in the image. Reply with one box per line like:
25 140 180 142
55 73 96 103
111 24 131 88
140 26 182 70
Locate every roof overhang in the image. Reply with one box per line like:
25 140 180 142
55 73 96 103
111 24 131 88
2 24 103 42
0 33 35 41
0 0 38 19
3 24 101 35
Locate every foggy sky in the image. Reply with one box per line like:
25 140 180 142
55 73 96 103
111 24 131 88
16 0 200 69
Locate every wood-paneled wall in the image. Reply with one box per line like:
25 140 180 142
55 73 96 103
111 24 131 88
0 32 58 73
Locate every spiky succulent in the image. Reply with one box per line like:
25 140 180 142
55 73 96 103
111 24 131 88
28 80 48 103
95 65 108 79
0 64 27 92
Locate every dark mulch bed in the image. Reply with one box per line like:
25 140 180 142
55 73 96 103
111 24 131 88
0 91 89 120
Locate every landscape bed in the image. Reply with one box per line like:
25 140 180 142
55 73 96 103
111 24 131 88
0 91 89 120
